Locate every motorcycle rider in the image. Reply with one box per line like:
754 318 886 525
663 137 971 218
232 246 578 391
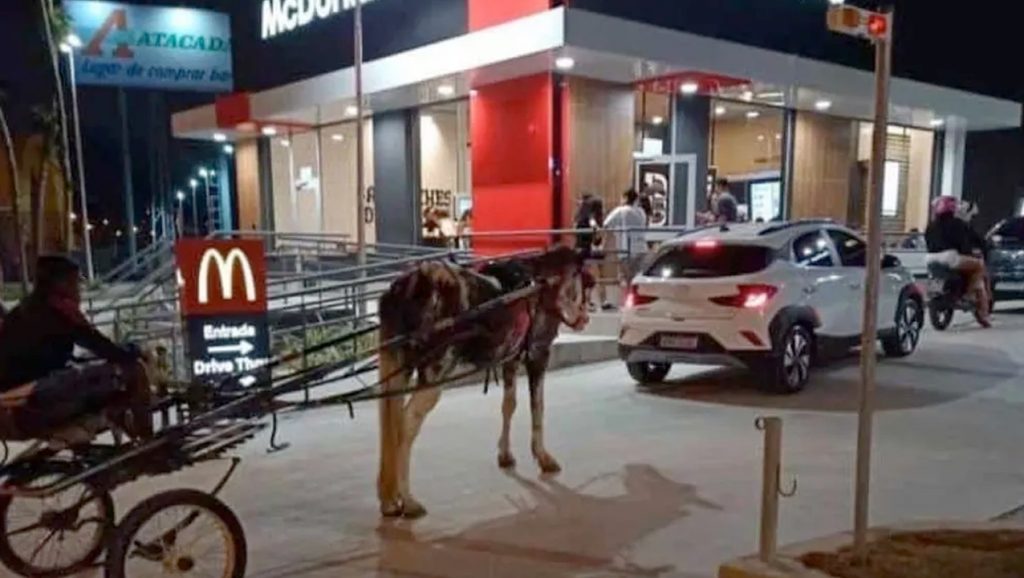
924 196 991 327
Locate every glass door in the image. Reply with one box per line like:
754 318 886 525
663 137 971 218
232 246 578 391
635 154 698 228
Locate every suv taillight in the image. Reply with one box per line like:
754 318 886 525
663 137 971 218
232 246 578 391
709 284 778 309
624 285 658 309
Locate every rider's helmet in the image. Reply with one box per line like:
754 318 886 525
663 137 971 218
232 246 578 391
932 195 959 218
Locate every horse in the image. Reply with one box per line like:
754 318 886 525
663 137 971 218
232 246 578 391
376 246 592 518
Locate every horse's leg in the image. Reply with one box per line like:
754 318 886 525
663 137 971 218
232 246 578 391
396 377 443 519
526 354 561 474
497 361 518 469
378 348 407 517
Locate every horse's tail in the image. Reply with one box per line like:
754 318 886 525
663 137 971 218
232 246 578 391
377 334 407 508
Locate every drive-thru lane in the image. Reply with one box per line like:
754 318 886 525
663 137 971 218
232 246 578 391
84 306 1024 578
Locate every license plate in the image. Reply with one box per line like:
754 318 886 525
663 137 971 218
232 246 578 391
659 335 699 350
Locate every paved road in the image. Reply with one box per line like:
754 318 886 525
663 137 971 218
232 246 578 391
75 306 1024 577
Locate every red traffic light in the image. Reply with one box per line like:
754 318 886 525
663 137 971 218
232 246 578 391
867 13 888 38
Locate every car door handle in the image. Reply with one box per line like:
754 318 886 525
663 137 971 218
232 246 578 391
803 286 817 295
849 282 863 290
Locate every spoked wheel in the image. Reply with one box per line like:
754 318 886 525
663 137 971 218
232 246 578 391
0 464 115 577
106 489 246 578
883 297 924 358
762 325 813 394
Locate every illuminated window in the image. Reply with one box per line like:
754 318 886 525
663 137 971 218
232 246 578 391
883 161 901 217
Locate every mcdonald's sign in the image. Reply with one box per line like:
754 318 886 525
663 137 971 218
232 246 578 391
176 239 268 316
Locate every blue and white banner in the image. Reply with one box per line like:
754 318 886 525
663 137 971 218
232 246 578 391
65 1 233 92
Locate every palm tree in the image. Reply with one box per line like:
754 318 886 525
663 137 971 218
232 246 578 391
39 0 75 252
31 101 61 259
0 97 31 296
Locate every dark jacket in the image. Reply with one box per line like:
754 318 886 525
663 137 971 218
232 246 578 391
925 214 976 256
0 294 134 391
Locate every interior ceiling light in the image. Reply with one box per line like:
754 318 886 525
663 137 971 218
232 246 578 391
555 56 575 70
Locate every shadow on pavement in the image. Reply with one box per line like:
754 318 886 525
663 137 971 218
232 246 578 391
250 465 717 578
640 341 1018 413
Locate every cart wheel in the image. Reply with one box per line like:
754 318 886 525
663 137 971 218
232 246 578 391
0 464 115 577
106 489 246 578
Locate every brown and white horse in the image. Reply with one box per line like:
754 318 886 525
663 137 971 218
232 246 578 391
376 246 591 518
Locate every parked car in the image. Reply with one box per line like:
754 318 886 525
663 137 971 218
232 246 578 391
986 217 1024 302
618 220 923 393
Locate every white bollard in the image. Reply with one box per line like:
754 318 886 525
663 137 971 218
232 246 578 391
756 416 794 563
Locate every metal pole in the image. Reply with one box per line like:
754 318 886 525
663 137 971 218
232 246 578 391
117 88 137 258
190 181 198 236
67 50 94 281
354 0 367 316
758 417 783 562
354 0 366 267
853 8 893 556
203 174 212 234
176 200 184 240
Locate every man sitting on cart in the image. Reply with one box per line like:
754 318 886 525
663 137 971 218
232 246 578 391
0 256 153 441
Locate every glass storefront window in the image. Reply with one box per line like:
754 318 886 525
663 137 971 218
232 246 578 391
268 115 376 244
419 101 469 247
709 100 784 222
634 91 672 157
857 123 934 233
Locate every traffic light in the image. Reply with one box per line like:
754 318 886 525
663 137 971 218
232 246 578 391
866 13 889 39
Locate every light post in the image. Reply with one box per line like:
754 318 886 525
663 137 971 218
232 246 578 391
59 33 94 281
198 167 214 234
826 3 893 557
175 190 186 239
189 178 199 236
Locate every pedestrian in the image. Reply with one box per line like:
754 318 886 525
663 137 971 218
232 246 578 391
422 208 447 248
603 189 648 297
457 209 473 250
574 195 610 310
713 178 739 223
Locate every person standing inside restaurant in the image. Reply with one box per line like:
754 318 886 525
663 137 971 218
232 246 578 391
603 189 648 295
713 178 739 223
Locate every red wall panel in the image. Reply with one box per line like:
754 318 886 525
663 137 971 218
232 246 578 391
468 0 552 31
471 74 555 255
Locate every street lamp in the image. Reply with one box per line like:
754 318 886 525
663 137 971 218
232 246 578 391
59 33 94 281
189 178 199 236
175 190 185 238
199 167 215 233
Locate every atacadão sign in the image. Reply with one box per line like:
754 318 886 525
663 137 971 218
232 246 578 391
65 0 233 92
261 0 376 40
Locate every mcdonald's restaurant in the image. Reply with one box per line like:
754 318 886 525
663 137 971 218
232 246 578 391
172 0 1021 252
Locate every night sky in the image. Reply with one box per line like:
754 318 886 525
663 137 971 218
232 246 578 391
0 0 1021 239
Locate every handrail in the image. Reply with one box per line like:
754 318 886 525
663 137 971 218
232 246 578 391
94 239 172 287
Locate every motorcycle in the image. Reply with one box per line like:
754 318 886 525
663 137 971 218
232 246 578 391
925 259 992 330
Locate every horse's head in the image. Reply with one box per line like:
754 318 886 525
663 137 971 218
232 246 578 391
532 246 593 332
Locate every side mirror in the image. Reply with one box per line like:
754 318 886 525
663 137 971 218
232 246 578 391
882 254 901 269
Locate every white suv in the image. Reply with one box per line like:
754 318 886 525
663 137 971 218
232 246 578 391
618 220 924 393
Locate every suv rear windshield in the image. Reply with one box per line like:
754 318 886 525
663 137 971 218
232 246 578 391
645 245 774 279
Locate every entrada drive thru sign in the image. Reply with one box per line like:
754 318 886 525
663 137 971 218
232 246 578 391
176 239 271 386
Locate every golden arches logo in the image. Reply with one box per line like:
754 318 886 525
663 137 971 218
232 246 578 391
197 248 257 305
